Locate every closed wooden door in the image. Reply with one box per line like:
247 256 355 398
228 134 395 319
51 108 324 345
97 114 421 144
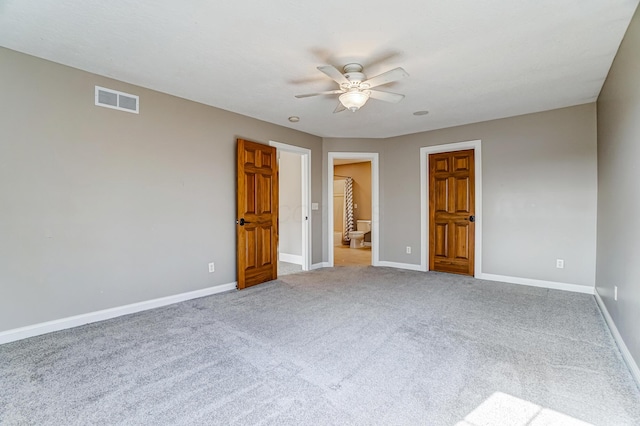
429 149 475 275
237 139 278 289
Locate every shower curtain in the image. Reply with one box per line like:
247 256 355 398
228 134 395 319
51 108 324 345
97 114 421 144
343 177 354 242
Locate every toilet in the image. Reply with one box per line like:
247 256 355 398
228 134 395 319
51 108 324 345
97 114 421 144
349 220 372 248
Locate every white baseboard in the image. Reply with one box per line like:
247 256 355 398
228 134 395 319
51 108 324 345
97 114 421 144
279 253 303 265
311 262 330 270
479 273 594 294
0 282 237 345
378 261 424 272
594 289 640 387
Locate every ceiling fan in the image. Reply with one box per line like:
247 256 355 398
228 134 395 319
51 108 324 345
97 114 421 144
295 63 409 113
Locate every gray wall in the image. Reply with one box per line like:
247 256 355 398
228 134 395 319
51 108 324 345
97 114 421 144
278 151 302 257
596 5 640 369
0 47 323 332
324 104 598 288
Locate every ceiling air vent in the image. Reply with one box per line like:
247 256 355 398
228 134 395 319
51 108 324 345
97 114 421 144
95 86 139 114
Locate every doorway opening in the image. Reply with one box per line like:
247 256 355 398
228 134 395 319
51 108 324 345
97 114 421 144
270 141 311 276
327 152 379 267
420 140 482 277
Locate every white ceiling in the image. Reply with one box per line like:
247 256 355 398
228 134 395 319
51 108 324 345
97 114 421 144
1 0 637 138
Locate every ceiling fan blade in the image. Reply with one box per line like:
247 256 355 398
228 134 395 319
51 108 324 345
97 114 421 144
295 89 343 98
368 90 405 103
318 65 350 85
333 102 346 113
362 67 409 88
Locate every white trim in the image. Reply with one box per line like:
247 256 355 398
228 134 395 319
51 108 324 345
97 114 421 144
270 141 312 271
479 273 594 294
328 152 380 267
0 282 237 345
311 262 330 270
378 261 423 271
279 253 303 265
594 289 640 387
420 140 483 275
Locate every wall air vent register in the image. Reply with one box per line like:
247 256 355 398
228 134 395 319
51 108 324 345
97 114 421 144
95 86 139 114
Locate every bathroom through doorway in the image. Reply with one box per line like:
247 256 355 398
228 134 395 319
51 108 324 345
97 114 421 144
327 152 379 267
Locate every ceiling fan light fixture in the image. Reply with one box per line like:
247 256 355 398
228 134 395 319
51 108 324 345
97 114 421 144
339 90 370 112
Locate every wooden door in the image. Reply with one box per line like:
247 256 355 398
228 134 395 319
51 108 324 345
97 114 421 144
237 139 278 289
429 149 475 275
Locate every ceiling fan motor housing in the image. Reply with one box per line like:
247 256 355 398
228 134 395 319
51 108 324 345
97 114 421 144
342 63 367 88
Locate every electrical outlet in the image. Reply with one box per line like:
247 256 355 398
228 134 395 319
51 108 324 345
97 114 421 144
208 262 215 273
406 246 411 254
354 203 358 209
614 286 618 301
556 259 564 269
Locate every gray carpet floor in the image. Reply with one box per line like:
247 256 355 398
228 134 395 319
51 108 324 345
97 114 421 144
278 261 302 276
1 267 639 425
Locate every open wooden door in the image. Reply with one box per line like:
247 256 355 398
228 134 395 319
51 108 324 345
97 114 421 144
429 149 475 276
237 139 278 289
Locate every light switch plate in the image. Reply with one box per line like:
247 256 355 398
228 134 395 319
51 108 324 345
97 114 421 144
311 203 319 210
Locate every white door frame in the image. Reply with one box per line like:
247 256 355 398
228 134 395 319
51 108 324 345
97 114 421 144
327 152 379 267
270 141 311 271
420 140 482 276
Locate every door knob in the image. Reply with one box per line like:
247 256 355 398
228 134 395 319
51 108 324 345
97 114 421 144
469 215 475 222
237 218 252 226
